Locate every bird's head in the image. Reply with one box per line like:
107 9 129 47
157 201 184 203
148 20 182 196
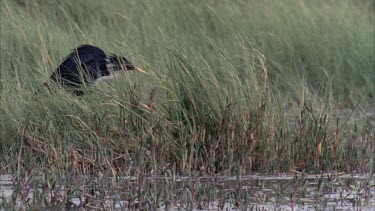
108 54 147 74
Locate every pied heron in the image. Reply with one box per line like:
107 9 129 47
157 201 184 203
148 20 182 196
42 44 146 96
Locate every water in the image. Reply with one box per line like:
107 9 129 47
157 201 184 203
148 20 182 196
1 173 374 210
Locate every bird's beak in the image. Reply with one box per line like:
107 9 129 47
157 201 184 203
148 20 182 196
134 67 148 74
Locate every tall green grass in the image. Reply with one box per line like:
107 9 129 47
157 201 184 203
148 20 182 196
1 0 374 175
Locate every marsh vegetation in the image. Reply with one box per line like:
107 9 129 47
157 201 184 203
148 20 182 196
1 0 374 209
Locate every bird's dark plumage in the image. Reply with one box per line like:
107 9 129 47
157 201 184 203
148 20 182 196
43 44 145 96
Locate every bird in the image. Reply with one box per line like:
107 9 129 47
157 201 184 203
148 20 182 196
41 44 146 96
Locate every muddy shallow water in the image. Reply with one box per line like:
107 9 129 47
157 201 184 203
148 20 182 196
1 173 374 210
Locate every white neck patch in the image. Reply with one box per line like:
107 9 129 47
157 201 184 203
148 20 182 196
94 63 121 85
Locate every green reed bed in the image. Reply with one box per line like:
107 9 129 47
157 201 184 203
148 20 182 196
1 0 374 179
